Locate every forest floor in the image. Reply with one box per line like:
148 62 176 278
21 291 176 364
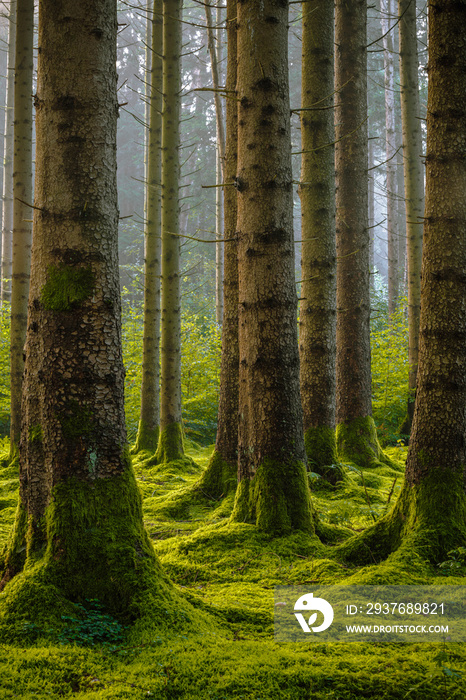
0 439 466 699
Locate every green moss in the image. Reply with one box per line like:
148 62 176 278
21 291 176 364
28 424 43 444
304 426 346 484
59 400 93 440
196 449 237 499
231 458 314 535
40 264 94 312
155 422 186 464
336 415 404 472
132 420 159 454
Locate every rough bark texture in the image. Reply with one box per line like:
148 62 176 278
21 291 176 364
198 0 238 498
231 0 313 534
340 0 466 565
9 0 34 454
298 0 340 481
0 0 164 615
156 0 185 463
368 138 375 290
397 0 424 435
381 0 399 315
134 2 162 453
1 1 16 305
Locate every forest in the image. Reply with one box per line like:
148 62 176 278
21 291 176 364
0 0 465 697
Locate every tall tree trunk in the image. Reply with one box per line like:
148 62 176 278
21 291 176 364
368 138 375 290
340 0 466 564
381 0 399 315
156 0 185 463
397 0 424 437
0 0 164 615
205 0 225 325
396 129 407 297
298 0 340 482
335 0 394 468
9 0 34 457
197 0 238 498
231 0 313 534
134 1 162 453
1 1 16 305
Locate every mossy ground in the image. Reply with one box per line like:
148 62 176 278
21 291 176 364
1 439 466 698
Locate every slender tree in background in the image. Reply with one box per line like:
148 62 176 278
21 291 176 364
1 1 16 305
205 0 225 325
298 0 341 482
368 138 375 290
381 0 399 315
335 0 394 468
9 0 34 457
342 0 466 562
156 0 185 463
396 130 407 295
197 0 238 497
398 0 424 437
0 0 168 614
134 1 162 453
231 0 313 534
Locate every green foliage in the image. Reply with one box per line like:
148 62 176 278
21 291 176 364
122 298 221 444
438 547 466 575
59 599 126 647
371 302 410 445
40 265 94 312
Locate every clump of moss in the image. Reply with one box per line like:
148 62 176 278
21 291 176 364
337 415 404 472
304 426 346 484
40 264 94 312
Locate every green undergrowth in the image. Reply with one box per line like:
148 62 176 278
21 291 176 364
1 440 466 698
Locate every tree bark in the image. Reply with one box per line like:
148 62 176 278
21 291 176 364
397 0 424 437
1 1 16 305
197 0 238 498
231 0 313 534
298 0 340 482
335 0 393 468
339 0 466 565
134 1 162 453
156 0 185 463
0 0 164 615
9 0 34 456
381 0 399 315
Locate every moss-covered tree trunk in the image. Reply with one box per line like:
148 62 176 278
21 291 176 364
298 0 341 483
0 0 164 615
9 0 34 457
340 0 466 566
381 0 399 316
1 1 16 306
231 0 313 535
156 0 185 463
397 0 424 438
198 0 238 498
134 2 162 453
335 0 392 469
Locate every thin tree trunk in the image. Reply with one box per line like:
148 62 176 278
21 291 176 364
368 138 375 290
134 1 162 453
0 0 165 613
156 0 185 462
335 0 395 469
397 0 424 437
231 0 313 534
298 0 340 482
1 1 16 305
381 0 399 315
9 0 34 456
205 0 225 325
197 0 238 498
